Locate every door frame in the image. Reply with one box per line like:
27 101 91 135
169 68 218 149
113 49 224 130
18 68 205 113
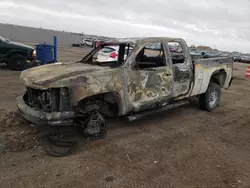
165 40 193 98
126 41 174 112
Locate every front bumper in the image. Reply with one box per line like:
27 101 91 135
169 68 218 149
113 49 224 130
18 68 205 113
25 58 40 69
16 96 74 126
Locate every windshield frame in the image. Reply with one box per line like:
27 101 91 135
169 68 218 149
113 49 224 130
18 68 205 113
78 42 134 67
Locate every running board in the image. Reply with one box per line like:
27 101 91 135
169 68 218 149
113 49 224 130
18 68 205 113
126 101 189 121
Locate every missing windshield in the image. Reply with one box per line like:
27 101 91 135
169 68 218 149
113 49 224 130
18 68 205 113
82 43 134 67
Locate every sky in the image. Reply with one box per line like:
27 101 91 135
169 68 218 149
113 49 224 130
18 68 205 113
0 0 249 53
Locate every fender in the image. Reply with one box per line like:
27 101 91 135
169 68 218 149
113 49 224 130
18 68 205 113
190 64 229 96
74 91 123 116
7 50 29 59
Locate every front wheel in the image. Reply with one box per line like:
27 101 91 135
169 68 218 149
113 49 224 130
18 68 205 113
74 100 111 140
7 54 27 71
199 83 221 111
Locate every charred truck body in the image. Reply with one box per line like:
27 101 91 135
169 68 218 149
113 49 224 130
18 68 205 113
17 37 233 139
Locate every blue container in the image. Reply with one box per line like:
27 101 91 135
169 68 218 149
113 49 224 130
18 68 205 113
36 44 54 65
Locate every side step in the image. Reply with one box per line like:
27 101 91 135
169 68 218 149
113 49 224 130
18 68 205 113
126 101 189 121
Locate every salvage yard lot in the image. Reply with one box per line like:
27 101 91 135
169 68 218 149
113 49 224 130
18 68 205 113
0 46 250 188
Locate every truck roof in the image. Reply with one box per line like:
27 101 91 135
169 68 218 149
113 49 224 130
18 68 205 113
107 37 183 44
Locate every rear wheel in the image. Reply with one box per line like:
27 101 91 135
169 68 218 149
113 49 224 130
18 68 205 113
199 82 221 111
7 54 27 71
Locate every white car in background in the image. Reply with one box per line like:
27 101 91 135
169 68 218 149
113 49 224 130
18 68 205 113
96 45 133 62
82 39 93 47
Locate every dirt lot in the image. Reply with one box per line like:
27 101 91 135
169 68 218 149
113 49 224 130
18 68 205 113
0 46 250 188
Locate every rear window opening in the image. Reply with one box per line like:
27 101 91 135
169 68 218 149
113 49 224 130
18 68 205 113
168 41 185 64
135 43 166 69
83 43 134 67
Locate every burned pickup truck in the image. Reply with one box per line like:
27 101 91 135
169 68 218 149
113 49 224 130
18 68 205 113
17 37 233 140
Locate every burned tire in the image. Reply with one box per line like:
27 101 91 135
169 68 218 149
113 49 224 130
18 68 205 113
199 82 221 111
44 133 78 157
7 54 27 71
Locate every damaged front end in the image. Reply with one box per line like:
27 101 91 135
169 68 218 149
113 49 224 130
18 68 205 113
17 86 107 137
17 87 74 126
17 87 107 157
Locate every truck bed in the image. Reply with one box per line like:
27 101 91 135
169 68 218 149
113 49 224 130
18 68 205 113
192 56 233 66
171 52 233 66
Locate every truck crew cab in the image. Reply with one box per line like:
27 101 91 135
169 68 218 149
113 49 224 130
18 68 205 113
17 37 233 140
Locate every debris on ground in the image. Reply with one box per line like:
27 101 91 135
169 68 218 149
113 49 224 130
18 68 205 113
0 110 37 153
105 176 114 182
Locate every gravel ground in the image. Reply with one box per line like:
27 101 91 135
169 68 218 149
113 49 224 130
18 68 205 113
0 46 250 188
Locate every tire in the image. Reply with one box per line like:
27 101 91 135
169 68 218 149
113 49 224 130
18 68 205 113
7 54 27 71
199 82 221 111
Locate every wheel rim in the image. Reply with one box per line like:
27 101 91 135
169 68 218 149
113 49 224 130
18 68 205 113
84 111 106 140
15 59 25 66
209 89 218 107
75 111 106 140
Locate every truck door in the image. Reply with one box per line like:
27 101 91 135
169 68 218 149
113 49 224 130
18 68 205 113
167 40 193 97
127 42 173 112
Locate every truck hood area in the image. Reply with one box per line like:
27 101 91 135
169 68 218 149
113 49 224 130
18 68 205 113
10 41 34 50
20 62 107 89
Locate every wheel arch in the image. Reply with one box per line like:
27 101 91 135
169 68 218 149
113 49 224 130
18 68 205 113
191 67 228 96
76 91 123 116
7 50 28 61
210 69 227 87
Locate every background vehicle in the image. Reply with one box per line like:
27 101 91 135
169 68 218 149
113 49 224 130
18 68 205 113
82 39 93 47
17 37 233 140
145 43 161 50
96 45 133 62
240 56 250 63
232 55 242 62
72 43 81 47
93 40 105 48
0 36 36 70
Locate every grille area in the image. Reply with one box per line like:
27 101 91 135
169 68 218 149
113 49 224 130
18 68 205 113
23 87 70 112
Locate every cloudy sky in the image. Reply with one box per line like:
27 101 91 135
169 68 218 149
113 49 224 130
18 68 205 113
0 0 249 52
